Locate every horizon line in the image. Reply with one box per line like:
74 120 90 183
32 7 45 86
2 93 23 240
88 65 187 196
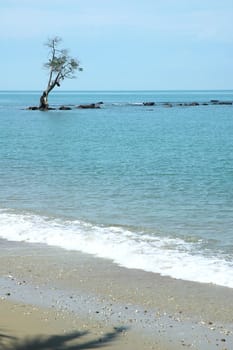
0 89 233 92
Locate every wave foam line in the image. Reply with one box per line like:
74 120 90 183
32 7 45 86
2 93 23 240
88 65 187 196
0 209 233 288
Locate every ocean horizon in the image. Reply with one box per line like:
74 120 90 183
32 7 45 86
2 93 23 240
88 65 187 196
1 90 233 288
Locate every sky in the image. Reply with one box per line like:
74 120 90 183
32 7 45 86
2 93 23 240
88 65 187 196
0 0 233 91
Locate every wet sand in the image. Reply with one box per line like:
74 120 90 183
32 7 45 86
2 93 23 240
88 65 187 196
0 240 233 349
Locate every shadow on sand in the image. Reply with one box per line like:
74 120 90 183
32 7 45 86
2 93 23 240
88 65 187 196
0 327 126 350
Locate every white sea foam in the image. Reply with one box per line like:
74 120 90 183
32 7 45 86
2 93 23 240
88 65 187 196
1 209 233 288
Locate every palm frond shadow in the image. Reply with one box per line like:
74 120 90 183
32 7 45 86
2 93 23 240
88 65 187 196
0 326 127 350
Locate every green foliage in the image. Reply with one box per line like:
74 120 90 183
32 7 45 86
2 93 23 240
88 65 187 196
43 36 82 93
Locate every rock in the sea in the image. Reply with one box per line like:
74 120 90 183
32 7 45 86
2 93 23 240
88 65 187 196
143 102 155 106
183 102 199 107
27 106 39 110
163 103 173 108
219 101 232 105
210 100 232 105
77 103 102 109
59 105 72 110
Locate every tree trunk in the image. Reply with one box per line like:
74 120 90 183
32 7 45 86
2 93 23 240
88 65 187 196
39 91 49 110
39 73 60 109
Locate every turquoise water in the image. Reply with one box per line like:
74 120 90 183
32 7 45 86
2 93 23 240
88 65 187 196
1 90 233 287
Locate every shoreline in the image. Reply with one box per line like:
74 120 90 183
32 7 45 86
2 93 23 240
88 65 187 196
1 240 233 349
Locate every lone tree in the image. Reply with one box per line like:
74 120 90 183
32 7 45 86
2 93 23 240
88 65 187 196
39 37 82 109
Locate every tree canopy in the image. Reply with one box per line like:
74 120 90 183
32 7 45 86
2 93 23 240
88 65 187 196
39 37 82 109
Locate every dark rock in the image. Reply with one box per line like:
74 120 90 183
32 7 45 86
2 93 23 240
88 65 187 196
39 107 56 111
59 105 72 110
183 102 199 106
27 106 39 110
143 102 155 106
210 100 232 105
77 103 101 109
27 105 56 111
163 103 173 108
219 101 232 105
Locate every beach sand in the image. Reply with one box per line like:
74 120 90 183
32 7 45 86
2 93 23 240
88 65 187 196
0 240 233 349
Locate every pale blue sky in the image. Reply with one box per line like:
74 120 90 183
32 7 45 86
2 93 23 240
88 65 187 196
1 0 233 90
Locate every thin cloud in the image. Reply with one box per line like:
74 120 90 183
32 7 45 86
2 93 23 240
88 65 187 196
1 3 232 44
0 5 129 39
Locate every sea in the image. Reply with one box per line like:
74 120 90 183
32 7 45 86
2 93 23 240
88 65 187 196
1 90 233 288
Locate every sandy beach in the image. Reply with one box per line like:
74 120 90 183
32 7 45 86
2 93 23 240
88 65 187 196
0 240 233 349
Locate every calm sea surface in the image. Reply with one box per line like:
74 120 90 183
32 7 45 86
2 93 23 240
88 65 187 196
1 90 233 287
